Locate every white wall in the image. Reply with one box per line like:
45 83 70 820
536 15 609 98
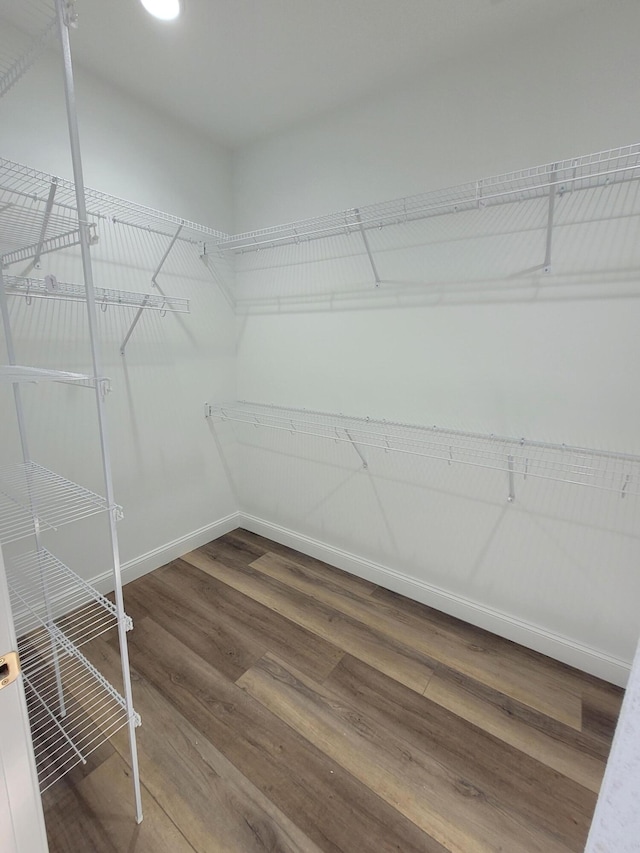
234 1 640 231
229 0 640 684
1 47 232 230
0 48 238 585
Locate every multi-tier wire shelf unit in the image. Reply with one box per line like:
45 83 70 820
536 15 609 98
0 0 142 821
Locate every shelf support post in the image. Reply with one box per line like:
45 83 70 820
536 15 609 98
151 223 183 288
507 455 515 502
345 428 368 469
120 295 150 356
543 167 558 274
354 208 381 287
55 0 143 823
28 178 58 274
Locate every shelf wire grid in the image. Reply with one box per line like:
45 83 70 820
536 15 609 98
0 0 57 99
21 630 138 792
0 157 229 249
216 143 640 253
0 364 102 387
3 273 190 313
210 401 640 498
0 461 115 545
6 548 130 672
0 166 86 266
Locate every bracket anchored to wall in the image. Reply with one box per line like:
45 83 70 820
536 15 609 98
543 167 558 274
345 428 368 469
24 178 58 276
354 208 381 288
120 295 150 355
507 454 515 502
151 223 183 288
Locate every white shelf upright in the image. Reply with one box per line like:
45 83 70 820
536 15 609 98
0 0 142 823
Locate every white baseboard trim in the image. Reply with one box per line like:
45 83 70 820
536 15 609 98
240 513 631 687
90 511 241 597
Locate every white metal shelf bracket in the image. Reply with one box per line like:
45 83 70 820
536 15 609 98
24 178 58 276
354 208 381 287
151 223 183 288
543 167 558 274
507 454 515 502
120 294 150 356
344 428 368 469
199 246 236 310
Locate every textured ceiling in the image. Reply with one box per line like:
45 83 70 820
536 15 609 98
69 0 596 148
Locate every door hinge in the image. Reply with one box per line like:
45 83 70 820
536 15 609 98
0 651 21 690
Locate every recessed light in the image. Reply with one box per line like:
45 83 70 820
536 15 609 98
140 0 181 21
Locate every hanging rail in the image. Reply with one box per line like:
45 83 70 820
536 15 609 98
207 401 640 502
215 142 640 253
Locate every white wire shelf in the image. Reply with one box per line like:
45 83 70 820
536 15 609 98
21 630 139 793
6 548 131 672
208 401 640 500
0 364 102 388
0 0 57 99
215 143 640 253
0 157 228 247
3 274 190 313
0 163 90 267
0 461 118 545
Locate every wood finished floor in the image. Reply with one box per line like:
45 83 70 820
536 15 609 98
43 529 624 853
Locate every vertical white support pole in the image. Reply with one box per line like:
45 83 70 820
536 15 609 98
53 0 142 823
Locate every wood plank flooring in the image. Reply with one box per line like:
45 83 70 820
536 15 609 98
42 528 624 852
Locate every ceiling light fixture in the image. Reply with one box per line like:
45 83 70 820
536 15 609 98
140 0 181 21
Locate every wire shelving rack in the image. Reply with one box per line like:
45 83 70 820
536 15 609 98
7 548 129 665
22 634 138 793
0 0 57 99
3 274 190 313
215 143 640 253
0 0 143 817
0 462 115 545
208 401 640 502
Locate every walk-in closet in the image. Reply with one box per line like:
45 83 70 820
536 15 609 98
2 1 640 851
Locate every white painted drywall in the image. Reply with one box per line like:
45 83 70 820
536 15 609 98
229 0 640 683
0 49 238 583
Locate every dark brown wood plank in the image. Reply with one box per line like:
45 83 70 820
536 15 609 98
43 531 621 853
222 528 379 597
324 653 595 850
124 567 266 682
582 682 625 747
182 548 436 693
370 585 622 704
246 552 581 727
43 752 195 853
84 635 325 853
123 614 444 853
156 557 344 682
238 653 578 853
424 667 608 793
